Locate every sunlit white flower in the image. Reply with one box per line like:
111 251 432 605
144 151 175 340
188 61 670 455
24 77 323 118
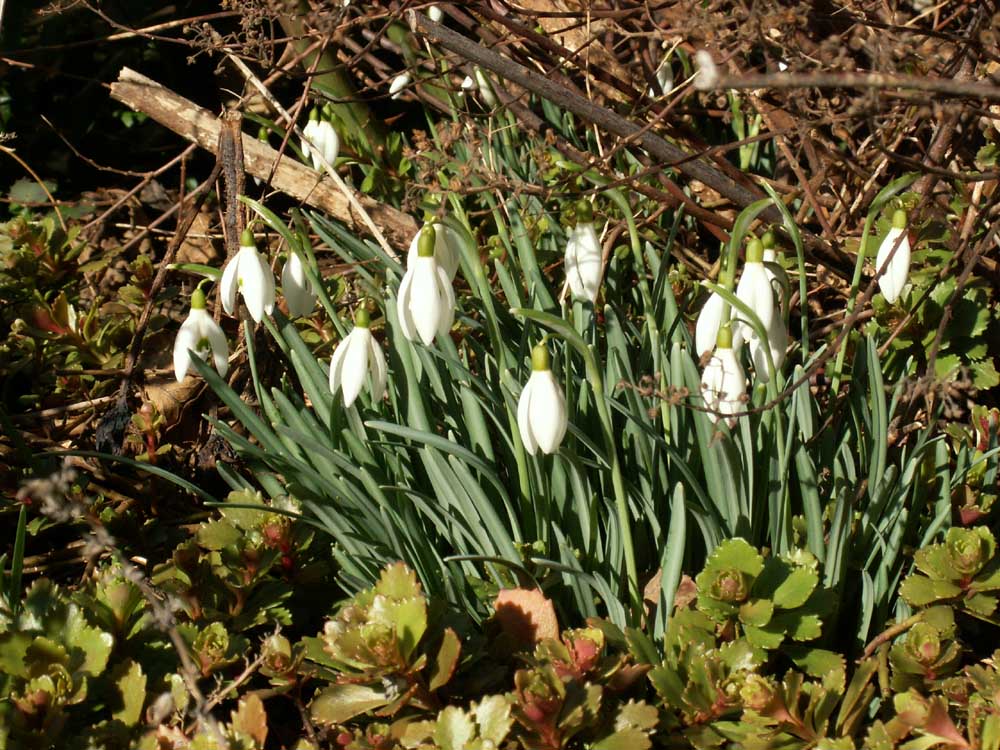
875 209 911 304
173 287 228 382
390 72 411 100
750 313 787 382
474 68 498 107
428 4 443 22
734 238 776 344
565 201 602 303
700 327 746 427
694 50 719 90
407 221 461 281
329 308 387 408
517 343 568 455
220 228 276 323
460 75 477 92
396 224 455 345
301 114 339 173
649 59 673 96
694 276 743 359
281 252 317 318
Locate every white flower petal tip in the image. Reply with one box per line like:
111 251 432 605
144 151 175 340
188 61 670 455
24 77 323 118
173 291 229 383
875 211 911 305
750 315 788 383
693 50 719 90
389 73 412 100
407 222 461 281
220 231 276 324
329 313 386 408
427 4 443 22
474 68 498 107
517 345 568 456
649 61 673 97
564 202 602 303
301 118 340 173
396 227 455 346
281 253 317 318
694 289 743 359
700 346 746 427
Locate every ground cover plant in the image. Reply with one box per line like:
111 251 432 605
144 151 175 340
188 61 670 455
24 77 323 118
1 1 999 748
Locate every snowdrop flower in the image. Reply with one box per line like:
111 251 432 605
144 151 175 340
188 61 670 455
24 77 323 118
750 314 787 382
517 342 568 455
173 287 228 383
565 201 602 303
389 72 411 100
406 221 461 281
700 326 746 427
460 75 477 93
649 59 673 96
694 272 742 359
396 224 455 345
281 251 316 318
474 68 498 107
329 308 387 408
301 112 339 173
221 228 276 323
875 209 911 304
427 4 443 22
693 50 719 90
734 238 776 344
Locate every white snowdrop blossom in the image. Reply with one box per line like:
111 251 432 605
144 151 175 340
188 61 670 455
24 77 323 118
875 209 911 304
281 252 317 318
329 309 387 408
173 287 228 383
427 4 443 22
750 313 787 382
301 115 339 173
220 228 275 324
406 221 461 281
693 50 719 90
474 68 498 107
565 201 602 303
396 225 456 345
649 58 673 96
734 238 776 345
700 327 746 427
694 274 742 359
389 73 411 100
460 75 477 92
517 343 568 455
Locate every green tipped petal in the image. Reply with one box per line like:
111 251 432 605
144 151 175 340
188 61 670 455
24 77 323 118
531 343 551 372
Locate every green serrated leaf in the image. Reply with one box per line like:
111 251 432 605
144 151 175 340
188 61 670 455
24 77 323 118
899 575 962 606
474 695 513 744
739 599 774 628
112 659 146 727
195 520 242 551
772 567 819 610
429 628 461 692
310 684 388 725
434 705 476 750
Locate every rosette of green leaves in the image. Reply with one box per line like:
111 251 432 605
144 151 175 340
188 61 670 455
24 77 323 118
305 563 462 726
694 539 825 650
889 607 962 691
900 527 1000 619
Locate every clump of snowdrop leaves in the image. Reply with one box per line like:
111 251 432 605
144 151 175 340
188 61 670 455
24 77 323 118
281 251 317 318
221 228 275 324
564 200 603 304
173 286 228 382
301 109 339 173
329 308 387 409
406 221 461 281
396 224 456 346
517 342 568 455
875 208 911 305
700 325 746 427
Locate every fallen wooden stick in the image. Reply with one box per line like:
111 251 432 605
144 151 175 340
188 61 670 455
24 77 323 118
109 67 418 249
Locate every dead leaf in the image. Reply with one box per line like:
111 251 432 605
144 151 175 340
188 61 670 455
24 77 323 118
494 588 559 647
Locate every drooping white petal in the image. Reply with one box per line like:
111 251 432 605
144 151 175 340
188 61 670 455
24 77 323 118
735 261 775 342
701 347 746 426
281 253 316 317
527 370 568 454
695 291 743 358
316 120 339 168
389 73 411 100
750 314 787 382
329 331 350 394
301 120 318 170
368 335 387 402
428 4 443 22
236 247 269 323
475 68 497 107
173 321 199 382
340 328 370 408
204 315 230 377
517 378 539 455
396 269 417 342
435 264 455 340
875 227 911 304
408 257 443 345
565 223 602 303
220 251 241 316
260 250 276 316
